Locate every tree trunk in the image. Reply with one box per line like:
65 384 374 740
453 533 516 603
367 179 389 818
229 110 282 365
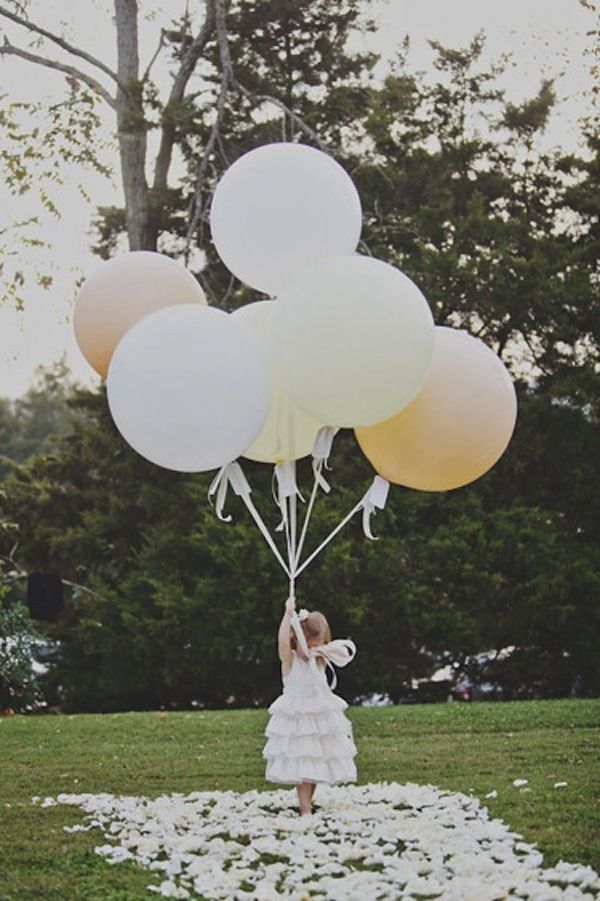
114 0 153 250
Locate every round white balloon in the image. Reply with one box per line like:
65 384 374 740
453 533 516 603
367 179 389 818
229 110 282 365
210 143 362 296
271 256 435 428
232 301 324 462
107 305 269 473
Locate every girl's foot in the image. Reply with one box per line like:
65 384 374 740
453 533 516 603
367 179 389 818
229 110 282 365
297 781 315 815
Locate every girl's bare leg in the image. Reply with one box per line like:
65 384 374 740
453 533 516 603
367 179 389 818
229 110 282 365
297 781 315 815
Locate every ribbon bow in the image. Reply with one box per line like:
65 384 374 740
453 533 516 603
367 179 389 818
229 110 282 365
290 609 356 690
310 639 357 689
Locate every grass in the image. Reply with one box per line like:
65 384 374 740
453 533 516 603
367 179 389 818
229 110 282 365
1 698 599 900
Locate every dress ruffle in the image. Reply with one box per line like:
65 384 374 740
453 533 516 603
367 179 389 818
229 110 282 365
263 654 357 786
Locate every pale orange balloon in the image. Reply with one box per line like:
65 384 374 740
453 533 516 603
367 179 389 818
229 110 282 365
355 327 517 491
73 251 207 376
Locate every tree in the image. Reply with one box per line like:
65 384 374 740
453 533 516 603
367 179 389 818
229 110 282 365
2 384 599 711
0 361 74 477
0 0 375 301
353 35 599 387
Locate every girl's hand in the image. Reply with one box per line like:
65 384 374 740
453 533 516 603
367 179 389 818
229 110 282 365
284 594 296 614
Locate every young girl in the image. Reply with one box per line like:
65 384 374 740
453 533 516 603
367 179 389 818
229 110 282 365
263 594 357 815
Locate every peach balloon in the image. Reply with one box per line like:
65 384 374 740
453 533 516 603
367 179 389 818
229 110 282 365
355 327 517 491
74 251 207 376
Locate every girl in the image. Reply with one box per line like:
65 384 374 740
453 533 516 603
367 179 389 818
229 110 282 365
263 594 357 815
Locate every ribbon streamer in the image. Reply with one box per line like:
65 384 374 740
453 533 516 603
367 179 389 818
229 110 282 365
208 461 290 577
311 426 338 494
312 637 357 690
361 474 390 540
295 475 390 576
208 462 251 522
274 460 304 534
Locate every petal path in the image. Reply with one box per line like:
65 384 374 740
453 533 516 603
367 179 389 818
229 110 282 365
38 782 600 899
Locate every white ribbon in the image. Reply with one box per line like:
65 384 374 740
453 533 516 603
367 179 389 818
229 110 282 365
290 607 356 690
290 609 310 658
208 461 290 577
295 475 390 576
273 460 304 533
361 475 390 540
208 462 251 522
311 426 338 494
311 638 357 690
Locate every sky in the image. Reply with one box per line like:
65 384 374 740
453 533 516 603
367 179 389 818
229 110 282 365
0 0 596 399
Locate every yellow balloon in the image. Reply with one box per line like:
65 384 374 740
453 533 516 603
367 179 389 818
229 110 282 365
355 327 517 491
232 301 324 463
74 251 206 376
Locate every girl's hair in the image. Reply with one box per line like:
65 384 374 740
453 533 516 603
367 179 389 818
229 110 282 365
290 611 332 650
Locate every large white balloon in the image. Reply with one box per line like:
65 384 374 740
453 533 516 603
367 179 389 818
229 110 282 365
107 305 269 473
210 143 362 296
271 256 435 428
232 301 324 462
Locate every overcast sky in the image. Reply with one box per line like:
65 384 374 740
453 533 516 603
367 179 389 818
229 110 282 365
0 0 596 399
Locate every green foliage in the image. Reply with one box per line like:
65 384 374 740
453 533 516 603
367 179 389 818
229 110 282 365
1 380 598 710
0 361 74 478
0 84 112 305
0 592 44 712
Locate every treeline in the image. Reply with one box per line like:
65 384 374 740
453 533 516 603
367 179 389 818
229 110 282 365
1 4 598 710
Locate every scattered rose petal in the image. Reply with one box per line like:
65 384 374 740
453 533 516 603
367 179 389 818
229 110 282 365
485 790 498 799
513 779 529 787
42 783 600 900
554 782 568 788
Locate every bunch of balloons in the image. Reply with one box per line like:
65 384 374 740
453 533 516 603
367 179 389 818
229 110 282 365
74 142 517 579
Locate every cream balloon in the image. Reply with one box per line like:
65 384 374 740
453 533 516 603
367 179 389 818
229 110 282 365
232 301 324 462
271 255 435 428
210 143 362 296
107 305 269 473
355 327 517 491
74 251 206 376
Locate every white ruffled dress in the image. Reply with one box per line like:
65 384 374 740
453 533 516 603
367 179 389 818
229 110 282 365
264 651 357 785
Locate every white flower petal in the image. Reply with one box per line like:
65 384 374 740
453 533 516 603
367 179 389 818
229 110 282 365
45 782 599 900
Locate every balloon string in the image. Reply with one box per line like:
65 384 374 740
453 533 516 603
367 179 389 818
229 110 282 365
295 497 364 578
294 472 320 570
237 492 291 579
295 476 389 577
285 410 298 597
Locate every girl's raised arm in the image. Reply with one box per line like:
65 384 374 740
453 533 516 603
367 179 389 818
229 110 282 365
277 595 295 671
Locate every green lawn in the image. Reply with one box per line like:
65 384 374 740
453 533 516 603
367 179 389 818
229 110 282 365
2 699 599 900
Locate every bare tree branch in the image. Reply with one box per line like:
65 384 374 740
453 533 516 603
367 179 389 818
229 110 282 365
183 0 328 263
184 0 232 260
151 0 217 199
0 37 116 108
0 4 124 90
0 545 25 574
234 81 328 151
61 578 106 603
142 27 166 84
0 552 107 602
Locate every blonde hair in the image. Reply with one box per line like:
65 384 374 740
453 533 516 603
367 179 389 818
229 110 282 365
290 610 332 650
